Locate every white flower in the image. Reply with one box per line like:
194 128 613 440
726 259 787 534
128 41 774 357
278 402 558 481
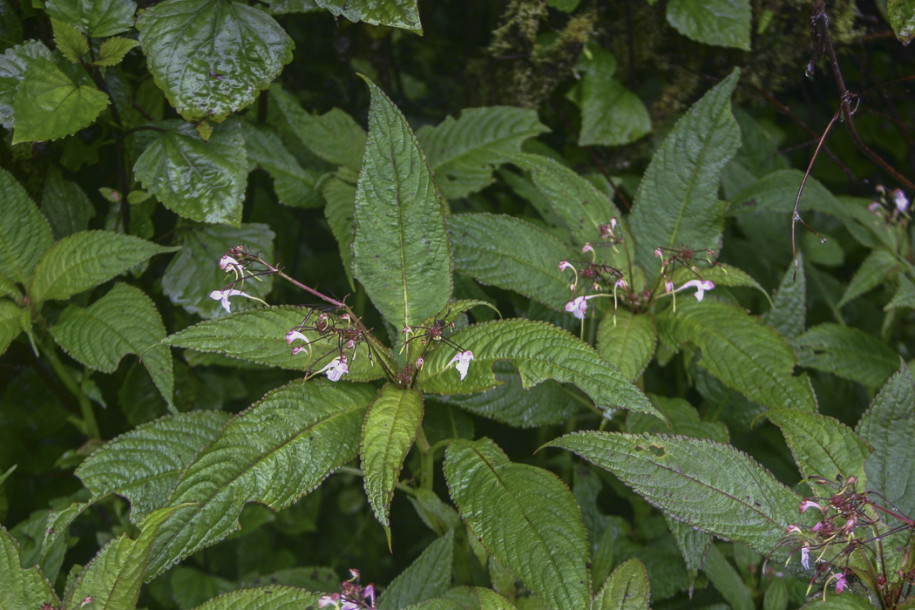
801 546 810 570
582 243 594 254
678 279 715 301
893 189 909 213
558 260 574 272
219 255 240 271
565 296 589 319
448 350 474 380
209 289 261 314
320 356 349 382
286 330 309 345
615 278 627 290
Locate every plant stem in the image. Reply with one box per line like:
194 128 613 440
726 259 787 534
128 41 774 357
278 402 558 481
40 341 101 440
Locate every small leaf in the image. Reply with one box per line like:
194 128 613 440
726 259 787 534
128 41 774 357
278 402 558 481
379 530 453 609
314 0 421 33
40 166 95 239
888 0 915 44
546 432 803 555
94 36 139 67
597 310 656 382
241 120 322 208
729 169 842 216
352 76 451 331
137 0 293 123
591 558 650 610
838 249 901 307
444 438 590 609
0 526 60 609
0 300 21 356
362 384 424 529
0 167 53 285
666 0 751 50
0 41 55 130
763 255 806 340
51 17 88 62
29 230 177 303
886 274 915 311
134 120 248 225
191 586 323 609
45 0 136 36
702 544 753 610
793 324 899 388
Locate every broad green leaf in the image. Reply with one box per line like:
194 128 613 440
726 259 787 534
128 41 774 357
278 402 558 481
40 166 94 239
50 17 88 62
729 169 842 216
629 69 740 275
408 587 518 610
838 249 901 307
597 310 656 382
76 411 231 521
763 255 806 340
627 395 729 443
379 530 453 609
416 319 660 419
409 488 461 535
64 506 178 608
29 231 177 303
0 167 52 285
886 274 915 311
793 324 899 388
146 379 376 579
656 299 816 411
766 409 869 484
702 544 753 610
164 306 389 381
134 120 248 225
857 363 915 519
362 384 423 529
888 0 915 44
669 262 772 306
801 594 880 609
314 0 421 33
241 120 321 208
546 432 803 555
192 586 323 609
416 106 548 199
137 0 293 123
11 56 108 143
0 300 21 355
0 526 60 609
50 283 174 405
0 41 54 129
449 213 575 311
591 558 650 610
666 516 711 585
94 36 139 67
444 438 590 609
323 177 357 289
352 77 451 331
666 0 751 50
45 0 135 36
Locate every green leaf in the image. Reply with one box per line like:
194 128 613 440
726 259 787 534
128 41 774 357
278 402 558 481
591 558 650 610
628 395 729 442
0 526 60 609
314 0 421 33
666 0 751 50
666 516 711 586
857 363 915 519
628 69 740 275
449 213 575 311
146 379 375 579
838 249 901 307
241 120 321 208
801 593 881 609
29 230 177 303
793 324 899 388
597 310 656 382
51 17 88 62
766 409 869 484
886 274 915 311
137 0 293 123
379 530 453 609
50 283 174 405
416 106 548 199
362 384 423 529
134 120 248 225
656 300 816 411
416 318 660 419
669 262 772 306
11 55 108 143
888 0 915 44
45 0 135 36
351 77 451 331
546 432 802 555
729 169 842 216
94 35 139 67
0 299 21 356
191 586 323 609
763 255 806 340
0 41 55 130
76 411 231 521
702 544 753 610
0 167 53 286
40 166 95 239
161 222 275 318
323 177 357 289
444 438 590 609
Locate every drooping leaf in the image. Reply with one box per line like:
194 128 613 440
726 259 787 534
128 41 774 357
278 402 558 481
136 0 293 123
134 120 248 225
379 530 453 609
241 120 322 208
443 438 590 609
546 432 803 555
888 0 915 44
666 516 711 586
146 379 376 579
191 586 323 609
416 318 660 419
94 35 140 66
45 0 136 36
0 299 21 356
701 544 753 610
40 166 95 239
323 177 357 289
628 69 740 275
763 255 806 340
314 0 421 33
597 310 656 382
29 230 177 303
591 558 650 610
0 526 60 609
656 299 816 411
351 77 451 331
793 324 899 388
0 167 53 286
448 213 575 311
416 106 548 199
362 384 424 529
838 249 901 307
50 283 174 405
666 0 751 50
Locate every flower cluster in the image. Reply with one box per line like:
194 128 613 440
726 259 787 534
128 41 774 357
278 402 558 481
868 185 910 223
318 569 376 609
402 318 474 382
285 309 369 382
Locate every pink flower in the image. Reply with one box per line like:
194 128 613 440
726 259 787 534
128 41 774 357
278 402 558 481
449 351 474 380
565 295 591 320
665 280 674 294
800 499 822 513
800 545 810 570
582 243 594 254
785 524 802 534
286 330 309 345
893 189 909 213
654 248 663 258
292 346 309 356
319 356 348 382
208 289 261 314
363 584 376 605
559 260 574 272
678 279 715 301
415 357 424 370
615 278 627 290
835 572 847 593
219 255 240 271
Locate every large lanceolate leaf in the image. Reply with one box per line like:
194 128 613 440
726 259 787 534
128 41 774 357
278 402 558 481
351 78 451 331
0 167 52 286
146 380 376 579
314 0 421 32
76 411 231 522
448 213 575 311
378 530 453 609
839 249 901 307
361 384 424 530
134 120 248 225
597 310 656 382
592 558 650 610
628 69 740 275
416 107 548 199
29 231 177 303
656 300 816 412
50 283 174 405
766 410 870 484
857 364 915 519
0 526 60 609
793 324 899 388
137 0 293 123
546 432 803 555
45 0 136 36
0 300 22 356
729 169 843 217
241 121 321 209
443 439 590 609
193 586 323 609
666 0 751 50
763 256 806 340
416 319 660 420
323 178 357 288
